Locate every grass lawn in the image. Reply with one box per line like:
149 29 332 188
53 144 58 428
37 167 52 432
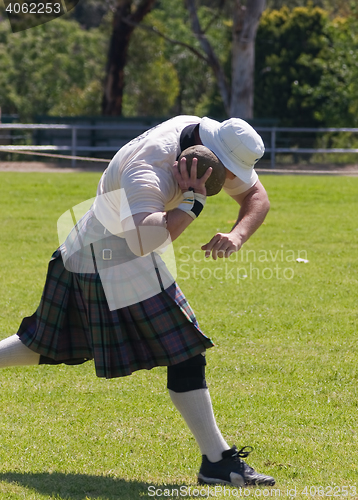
0 172 357 500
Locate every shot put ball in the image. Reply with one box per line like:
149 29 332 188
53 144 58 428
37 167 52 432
178 145 226 196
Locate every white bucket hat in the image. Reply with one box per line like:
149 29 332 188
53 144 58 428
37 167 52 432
199 117 265 183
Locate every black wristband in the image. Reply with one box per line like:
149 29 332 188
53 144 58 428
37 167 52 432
192 199 204 217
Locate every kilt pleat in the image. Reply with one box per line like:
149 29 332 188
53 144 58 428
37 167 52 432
17 250 214 379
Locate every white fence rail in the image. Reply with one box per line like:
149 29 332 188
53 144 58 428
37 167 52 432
1 123 358 168
257 126 358 168
0 123 155 167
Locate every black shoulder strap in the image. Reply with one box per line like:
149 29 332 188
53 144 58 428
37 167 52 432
179 124 199 154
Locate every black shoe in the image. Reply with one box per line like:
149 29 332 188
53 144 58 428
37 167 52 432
198 446 276 487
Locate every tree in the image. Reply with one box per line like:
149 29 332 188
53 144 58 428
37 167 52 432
102 0 156 116
230 0 266 117
101 0 265 119
127 0 225 117
309 15 358 128
185 0 266 118
122 13 180 116
254 5 331 126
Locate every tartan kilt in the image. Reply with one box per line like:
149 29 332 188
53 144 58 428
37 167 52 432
17 250 214 379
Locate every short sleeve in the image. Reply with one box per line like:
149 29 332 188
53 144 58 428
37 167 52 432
223 170 258 197
119 163 176 222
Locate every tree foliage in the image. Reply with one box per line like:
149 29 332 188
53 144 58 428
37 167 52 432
254 4 358 127
122 14 180 116
310 15 358 127
255 5 331 126
0 17 107 119
145 0 229 117
69 0 117 29
266 0 355 18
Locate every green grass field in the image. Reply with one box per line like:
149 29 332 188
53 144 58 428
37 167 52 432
0 172 357 500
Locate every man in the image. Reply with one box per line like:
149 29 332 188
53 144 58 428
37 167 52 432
0 115 273 487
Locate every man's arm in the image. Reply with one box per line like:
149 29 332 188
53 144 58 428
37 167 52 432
201 179 270 260
122 209 194 256
122 157 212 256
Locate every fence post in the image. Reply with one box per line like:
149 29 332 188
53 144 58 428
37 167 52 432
71 127 77 168
271 128 276 169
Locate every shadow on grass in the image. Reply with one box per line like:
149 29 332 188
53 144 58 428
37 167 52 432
0 471 193 499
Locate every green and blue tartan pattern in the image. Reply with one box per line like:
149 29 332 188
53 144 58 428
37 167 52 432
17 250 214 379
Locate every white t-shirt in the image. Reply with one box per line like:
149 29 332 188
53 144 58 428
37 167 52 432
93 115 258 235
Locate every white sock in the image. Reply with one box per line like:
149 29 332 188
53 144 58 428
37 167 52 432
169 388 230 462
0 334 40 368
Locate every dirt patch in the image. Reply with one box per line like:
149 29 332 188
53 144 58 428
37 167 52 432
1 160 358 175
0 161 108 173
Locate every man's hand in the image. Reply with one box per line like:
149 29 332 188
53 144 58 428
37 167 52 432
173 156 212 195
201 179 270 260
201 232 243 260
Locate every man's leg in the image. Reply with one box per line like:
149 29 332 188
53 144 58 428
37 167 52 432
167 354 275 487
0 334 40 368
167 354 230 463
